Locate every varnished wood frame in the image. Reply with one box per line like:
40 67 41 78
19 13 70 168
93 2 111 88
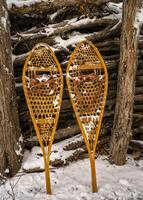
66 40 108 192
22 43 63 194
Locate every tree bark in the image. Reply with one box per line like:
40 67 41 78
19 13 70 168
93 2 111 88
109 0 143 165
0 0 22 176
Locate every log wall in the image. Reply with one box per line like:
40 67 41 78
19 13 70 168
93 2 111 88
9 1 143 145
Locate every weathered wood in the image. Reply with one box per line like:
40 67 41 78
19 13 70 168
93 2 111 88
87 21 122 42
12 20 119 55
129 140 143 152
13 18 118 40
8 0 121 16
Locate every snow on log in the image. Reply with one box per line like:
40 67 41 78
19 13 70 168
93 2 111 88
7 0 122 16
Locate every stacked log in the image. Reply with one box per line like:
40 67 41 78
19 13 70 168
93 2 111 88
8 1 143 147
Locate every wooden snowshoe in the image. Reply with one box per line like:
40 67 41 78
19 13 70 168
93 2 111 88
66 40 108 192
22 43 63 194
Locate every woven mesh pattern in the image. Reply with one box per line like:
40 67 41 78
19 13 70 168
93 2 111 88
23 44 63 142
67 41 107 151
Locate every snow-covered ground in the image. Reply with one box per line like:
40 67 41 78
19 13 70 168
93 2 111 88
0 136 143 200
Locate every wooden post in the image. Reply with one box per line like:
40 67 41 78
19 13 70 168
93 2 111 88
0 0 22 176
110 0 143 165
